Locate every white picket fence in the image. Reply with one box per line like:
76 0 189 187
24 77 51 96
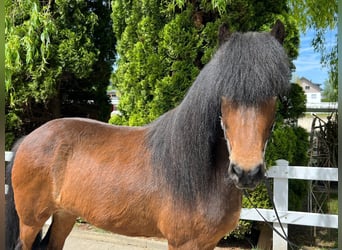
240 159 338 250
4 151 13 194
5 153 338 249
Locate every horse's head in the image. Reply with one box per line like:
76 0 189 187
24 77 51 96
220 96 277 189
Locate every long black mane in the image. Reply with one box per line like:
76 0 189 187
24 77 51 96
147 30 290 203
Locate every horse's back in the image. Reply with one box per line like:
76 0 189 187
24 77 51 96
12 116 151 188
15 117 146 166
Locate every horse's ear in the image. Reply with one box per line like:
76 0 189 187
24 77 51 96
270 20 285 44
218 23 231 46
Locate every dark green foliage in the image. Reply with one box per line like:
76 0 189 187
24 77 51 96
266 124 298 166
110 0 299 126
288 179 308 211
5 0 115 149
291 126 310 166
278 83 307 124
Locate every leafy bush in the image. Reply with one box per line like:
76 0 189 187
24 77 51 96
265 124 297 165
5 112 22 150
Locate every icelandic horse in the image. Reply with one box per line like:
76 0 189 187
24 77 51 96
6 21 290 250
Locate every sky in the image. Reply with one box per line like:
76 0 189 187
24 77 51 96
292 28 337 86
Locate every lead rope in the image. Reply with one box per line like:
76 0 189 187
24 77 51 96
243 178 299 250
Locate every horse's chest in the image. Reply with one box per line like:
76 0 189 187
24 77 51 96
157 192 242 246
201 192 242 229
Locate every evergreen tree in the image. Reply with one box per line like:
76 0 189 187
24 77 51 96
5 0 116 149
110 0 299 126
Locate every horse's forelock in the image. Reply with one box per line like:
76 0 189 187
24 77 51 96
216 32 291 104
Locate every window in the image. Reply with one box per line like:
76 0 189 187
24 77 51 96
305 86 310 90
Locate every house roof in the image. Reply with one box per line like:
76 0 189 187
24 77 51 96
299 77 322 93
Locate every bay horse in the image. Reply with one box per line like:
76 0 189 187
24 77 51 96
6 21 290 250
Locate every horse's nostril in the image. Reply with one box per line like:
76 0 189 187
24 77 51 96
229 163 265 189
249 164 264 178
231 164 243 178
250 164 260 176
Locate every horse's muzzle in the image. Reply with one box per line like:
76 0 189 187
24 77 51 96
228 163 265 189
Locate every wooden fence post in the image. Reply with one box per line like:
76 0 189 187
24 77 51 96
272 159 289 250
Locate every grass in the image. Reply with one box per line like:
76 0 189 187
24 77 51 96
304 194 338 249
289 225 338 250
303 112 331 119
326 194 338 214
